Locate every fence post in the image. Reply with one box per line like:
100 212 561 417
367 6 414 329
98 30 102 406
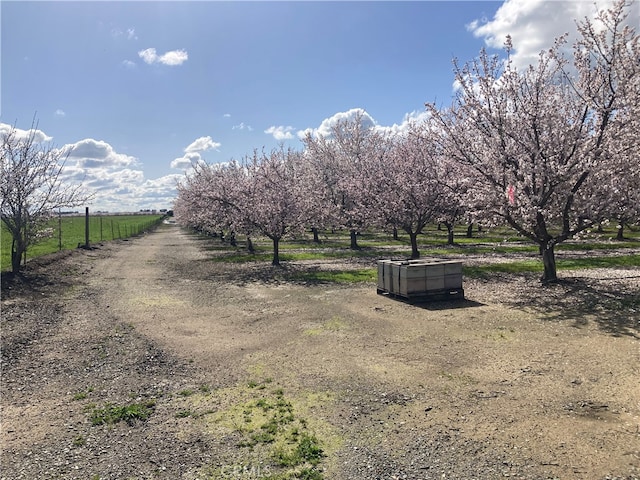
58 209 62 251
85 207 90 248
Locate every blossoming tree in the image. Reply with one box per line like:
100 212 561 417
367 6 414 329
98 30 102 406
427 0 639 283
302 110 388 250
1 122 90 274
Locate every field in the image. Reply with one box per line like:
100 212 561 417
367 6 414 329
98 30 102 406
2 223 639 479
0 214 164 271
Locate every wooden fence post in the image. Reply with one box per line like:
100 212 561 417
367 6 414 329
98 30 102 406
58 209 62 251
85 207 90 248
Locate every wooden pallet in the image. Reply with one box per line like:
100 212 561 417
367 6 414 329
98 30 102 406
377 287 464 302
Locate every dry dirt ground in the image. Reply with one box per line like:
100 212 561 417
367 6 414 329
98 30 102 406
1 224 639 480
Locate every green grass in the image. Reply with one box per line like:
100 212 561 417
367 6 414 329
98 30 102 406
7 216 636 279
188 223 640 285
1 214 164 271
86 399 156 426
198 380 332 480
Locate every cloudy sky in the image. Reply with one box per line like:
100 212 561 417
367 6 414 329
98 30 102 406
1 0 630 212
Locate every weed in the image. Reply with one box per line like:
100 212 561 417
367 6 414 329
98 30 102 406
199 384 211 394
72 435 86 447
178 389 195 397
176 409 197 418
296 468 324 480
274 433 325 467
88 400 156 426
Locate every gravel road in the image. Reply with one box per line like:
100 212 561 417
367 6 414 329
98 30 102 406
2 224 639 479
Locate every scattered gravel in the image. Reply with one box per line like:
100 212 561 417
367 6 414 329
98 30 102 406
2 227 639 479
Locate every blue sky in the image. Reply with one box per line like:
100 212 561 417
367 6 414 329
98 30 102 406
2 0 627 212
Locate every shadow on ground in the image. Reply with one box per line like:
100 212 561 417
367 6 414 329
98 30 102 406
505 273 640 338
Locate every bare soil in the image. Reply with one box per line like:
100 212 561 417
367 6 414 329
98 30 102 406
1 224 639 480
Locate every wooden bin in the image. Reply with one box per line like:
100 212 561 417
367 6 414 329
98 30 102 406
377 259 464 301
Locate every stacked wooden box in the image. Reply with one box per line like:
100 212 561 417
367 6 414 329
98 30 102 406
377 259 464 301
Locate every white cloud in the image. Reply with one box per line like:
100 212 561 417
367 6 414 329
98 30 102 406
159 49 189 66
265 125 295 141
58 139 177 211
138 48 157 64
375 110 431 137
1 123 176 211
138 48 188 66
184 136 221 153
0 122 53 143
121 60 136 69
466 0 626 70
298 108 377 140
233 122 254 132
298 108 432 141
127 28 137 40
172 136 221 170
223 113 231 118
171 152 205 170
55 109 66 117
66 139 138 169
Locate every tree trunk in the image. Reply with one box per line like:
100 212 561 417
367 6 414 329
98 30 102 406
540 243 558 284
312 227 320 244
350 229 360 250
466 223 473 238
616 222 624 241
11 237 25 274
247 235 255 254
408 231 420 259
444 223 455 245
393 227 398 241
230 231 237 247
272 237 280 266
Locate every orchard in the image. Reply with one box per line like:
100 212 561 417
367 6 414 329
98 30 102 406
174 0 639 284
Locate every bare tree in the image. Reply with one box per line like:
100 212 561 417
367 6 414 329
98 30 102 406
1 120 90 274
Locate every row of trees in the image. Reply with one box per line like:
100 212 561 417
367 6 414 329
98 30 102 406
175 0 639 283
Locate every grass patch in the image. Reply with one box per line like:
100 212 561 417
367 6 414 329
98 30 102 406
86 399 156 426
196 380 339 480
558 254 640 269
72 386 94 401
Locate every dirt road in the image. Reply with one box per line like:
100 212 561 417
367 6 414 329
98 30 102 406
2 224 639 479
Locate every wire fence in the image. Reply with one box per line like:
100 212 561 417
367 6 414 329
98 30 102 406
1 212 166 271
